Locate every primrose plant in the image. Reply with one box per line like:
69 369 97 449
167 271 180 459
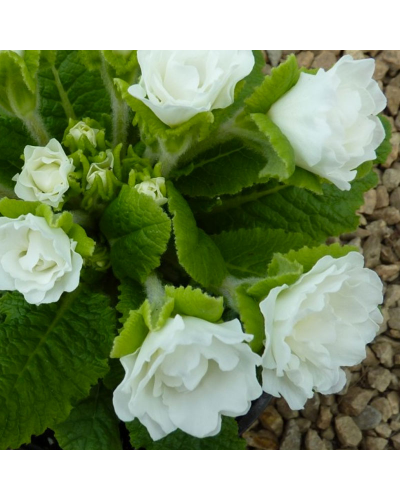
0 50 390 450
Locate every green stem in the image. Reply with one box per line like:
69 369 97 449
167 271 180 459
209 184 289 215
22 111 50 146
100 57 130 151
51 66 76 120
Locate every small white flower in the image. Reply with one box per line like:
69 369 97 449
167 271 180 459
260 252 383 410
13 138 74 208
69 121 98 147
0 214 83 305
86 150 114 190
113 315 262 440
268 55 387 190
128 50 255 127
134 177 167 206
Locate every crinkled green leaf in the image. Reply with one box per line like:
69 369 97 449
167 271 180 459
235 284 265 353
111 310 149 358
127 417 246 450
167 182 227 287
0 51 39 117
116 278 145 324
198 171 378 244
165 285 224 322
54 384 122 450
0 287 116 450
211 227 311 278
247 254 303 300
140 297 175 331
375 114 392 165
249 113 295 180
174 139 269 198
0 115 30 190
283 243 359 273
38 51 111 140
245 54 299 114
100 185 171 283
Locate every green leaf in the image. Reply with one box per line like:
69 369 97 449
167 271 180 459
139 297 175 331
245 54 299 114
53 384 122 450
127 417 246 450
175 140 268 197
211 227 311 278
0 198 40 218
0 287 116 450
235 284 265 353
284 167 323 194
0 115 30 190
174 139 269 198
375 114 392 165
283 243 358 273
167 182 227 287
100 185 171 283
38 51 111 140
165 285 224 322
198 171 378 244
111 310 149 359
117 278 145 324
249 113 295 180
247 254 303 301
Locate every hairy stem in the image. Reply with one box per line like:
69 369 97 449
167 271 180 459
100 58 130 151
22 111 50 146
51 65 76 120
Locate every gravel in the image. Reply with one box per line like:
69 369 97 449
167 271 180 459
246 50 400 451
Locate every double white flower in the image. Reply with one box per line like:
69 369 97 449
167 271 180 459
260 252 383 409
13 139 74 207
113 315 262 440
269 55 386 190
0 214 82 305
128 50 255 127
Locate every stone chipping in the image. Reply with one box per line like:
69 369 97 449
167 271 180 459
245 50 400 450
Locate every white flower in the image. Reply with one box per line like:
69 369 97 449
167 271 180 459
0 214 83 305
113 315 262 440
260 252 383 410
128 50 255 127
69 121 98 147
134 177 167 206
86 150 114 190
268 55 387 190
13 139 74 208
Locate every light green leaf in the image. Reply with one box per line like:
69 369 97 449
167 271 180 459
211 227 311 278
247 254 303 300
167 182 227 287
174 139 269 198
0 287 116 450
375 114 392 165
284 167 323 194
198 170 378 245
249 113 295 180
54 384 122 450
235 284 265 353
165 285 224 322
245 54 299 114
111 310 149 358
283 243 359 273
127 417 246 450
116 278 145 324
100 185 171 283
140 297 175 331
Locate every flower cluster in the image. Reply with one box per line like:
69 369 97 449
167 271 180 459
0 50 389 450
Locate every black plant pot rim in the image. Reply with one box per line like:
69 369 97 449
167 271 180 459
236 392 273 435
